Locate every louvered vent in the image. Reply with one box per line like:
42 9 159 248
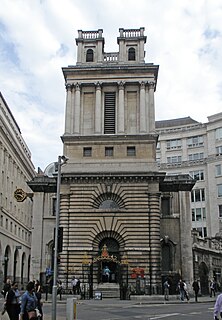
104 92 116 134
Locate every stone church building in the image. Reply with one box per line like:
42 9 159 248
28 28 195 296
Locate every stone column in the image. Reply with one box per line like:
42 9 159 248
148 192 161 293
64 84 72 134
148 81 155 132
95 82 102 133
140 81 146 133
118 81 125 133
74 83 81 134
179 191 193 285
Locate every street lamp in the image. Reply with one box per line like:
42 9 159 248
52 155 68 320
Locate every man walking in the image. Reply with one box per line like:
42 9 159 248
214 292 222 320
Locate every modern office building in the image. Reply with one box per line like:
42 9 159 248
156 113 222 239
0 92 36 286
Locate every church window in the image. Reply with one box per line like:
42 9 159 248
99 199 119 209
128 47 136 61
86 49 94 62
104 92 116 134
105 147 113 157
127 146 136 156
83 147 92 157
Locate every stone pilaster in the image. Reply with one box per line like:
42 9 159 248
140 81 146 133
74 83 81 134
95 82 102 133
64 84 73 134
148 81 155 132
118 81 125 133
148 192 161 292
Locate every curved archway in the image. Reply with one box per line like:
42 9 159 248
86 49 94 62
128 47 136 61
13 249 20 282
92 231 125 284
3 245 11 282
199 261 209 295
21 252 26 287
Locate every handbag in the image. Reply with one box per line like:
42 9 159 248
28 310 37 319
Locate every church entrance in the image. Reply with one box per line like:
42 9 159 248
97 238 120 284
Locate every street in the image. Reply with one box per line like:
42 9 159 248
42 300 215 320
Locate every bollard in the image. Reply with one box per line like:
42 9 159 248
66 297 77 320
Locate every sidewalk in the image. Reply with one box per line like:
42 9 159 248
43 292 217 305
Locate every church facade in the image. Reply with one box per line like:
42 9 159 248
28 28 195 295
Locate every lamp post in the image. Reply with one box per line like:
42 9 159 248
52 155 68 320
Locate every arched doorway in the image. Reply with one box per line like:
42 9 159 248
98 239 120 283
199 262 209 295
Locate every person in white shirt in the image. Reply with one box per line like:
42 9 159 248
214 293 222 320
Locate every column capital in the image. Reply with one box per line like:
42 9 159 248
118 81 125 89
95 81 102 89
139 81 146 89
148 81 155 89
74 82 81 90
65 83 73 91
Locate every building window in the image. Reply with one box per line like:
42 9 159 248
127 146 136 156
216 128 222 140
218 184 222 197
219 205 222 218
216 146 222 156
166 139 181 149
192 208 206 222
105 147 113 157
195 227 207 238
191 188 205 202
83 147 92 157
187 135 204 147
86 49 94 62
216 164 222 177
167 156 182 164
128 47 136 61
52 198 57 216
188 152 204 161
104 92 116 134
189 170 204 181
161 197 171 216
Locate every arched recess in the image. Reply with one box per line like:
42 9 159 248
93 193 125 209
92 231 125 284
46 240 54 270
199 261 209 295
86 49 94 62
27 255 31 282
21 252 26 286
128 47 136 61
3 245 11 282
13 249 20 282
160 236 176 272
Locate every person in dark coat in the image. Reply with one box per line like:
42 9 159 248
192 279 200 302
5 281 21 320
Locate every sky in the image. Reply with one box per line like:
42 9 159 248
0 0 222 170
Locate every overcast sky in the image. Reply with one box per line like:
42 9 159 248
0 0 222 170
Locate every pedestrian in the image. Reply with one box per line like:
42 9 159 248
192 279 199 302
57 280 63 300
5 281 21 320
20 281 39 320
210 279 216 297
76 279 81 295
102 266 111 283
163 279 170 301
71 277 78 295
183 281 190 301
178 279 185 301
34 280 43 319
2 278 12 298
214 292 222 320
